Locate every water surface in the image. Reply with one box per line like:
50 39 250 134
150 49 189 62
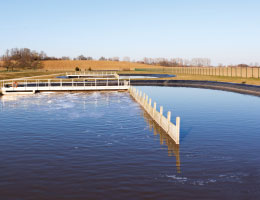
0 87 260 199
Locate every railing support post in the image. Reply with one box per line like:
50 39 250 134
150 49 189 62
176 117 180 144
167 111 171 132
153 102 157 117
160 106 163 124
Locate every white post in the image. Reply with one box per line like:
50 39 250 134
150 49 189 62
176 117 180 144
142 93 145 105
153 102 157 117
167 111 171 121
167 111 171 132
145 95 148 108
95 79 96 87
160 106 163 124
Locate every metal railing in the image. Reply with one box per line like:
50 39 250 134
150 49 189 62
65 71 117 77
1 78 130 92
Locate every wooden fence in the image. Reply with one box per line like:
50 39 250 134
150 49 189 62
136 67 260 79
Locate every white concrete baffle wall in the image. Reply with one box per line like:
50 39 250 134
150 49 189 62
129 86 180 144
0 78 130 95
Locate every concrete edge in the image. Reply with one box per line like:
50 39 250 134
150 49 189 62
130 80 260 97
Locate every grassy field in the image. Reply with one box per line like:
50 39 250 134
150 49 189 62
119 71 260 85
0 71 63 81
0 60 156 80
42 60 157 71
1 60 260 86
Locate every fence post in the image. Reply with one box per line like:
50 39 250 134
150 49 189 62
135 88 138 98
176 117 180 144
160 106 163 124
153 102 157 117
142 93 146 104
167 111 171 132
139 91 142 102
145 95 148 108
226 67 227 77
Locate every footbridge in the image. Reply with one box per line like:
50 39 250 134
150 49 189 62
0 77 130 95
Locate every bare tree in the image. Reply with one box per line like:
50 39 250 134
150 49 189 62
99 56 107 61
123 56 130 62
112 57 120 61
1 48 44 71
61 56 70 60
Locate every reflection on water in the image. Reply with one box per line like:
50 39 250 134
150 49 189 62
0 91 185 199
142 111 181 173
0 92 181 176
1 88 260 199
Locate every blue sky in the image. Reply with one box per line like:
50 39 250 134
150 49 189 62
0 0 259 65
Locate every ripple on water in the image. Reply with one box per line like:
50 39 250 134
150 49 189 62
0 88 260 199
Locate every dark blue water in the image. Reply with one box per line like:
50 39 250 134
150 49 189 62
0 87 260 199
119 74 175 79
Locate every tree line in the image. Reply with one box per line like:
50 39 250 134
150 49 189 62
141 57 212 67
1 48 259 71
1 48 45 71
